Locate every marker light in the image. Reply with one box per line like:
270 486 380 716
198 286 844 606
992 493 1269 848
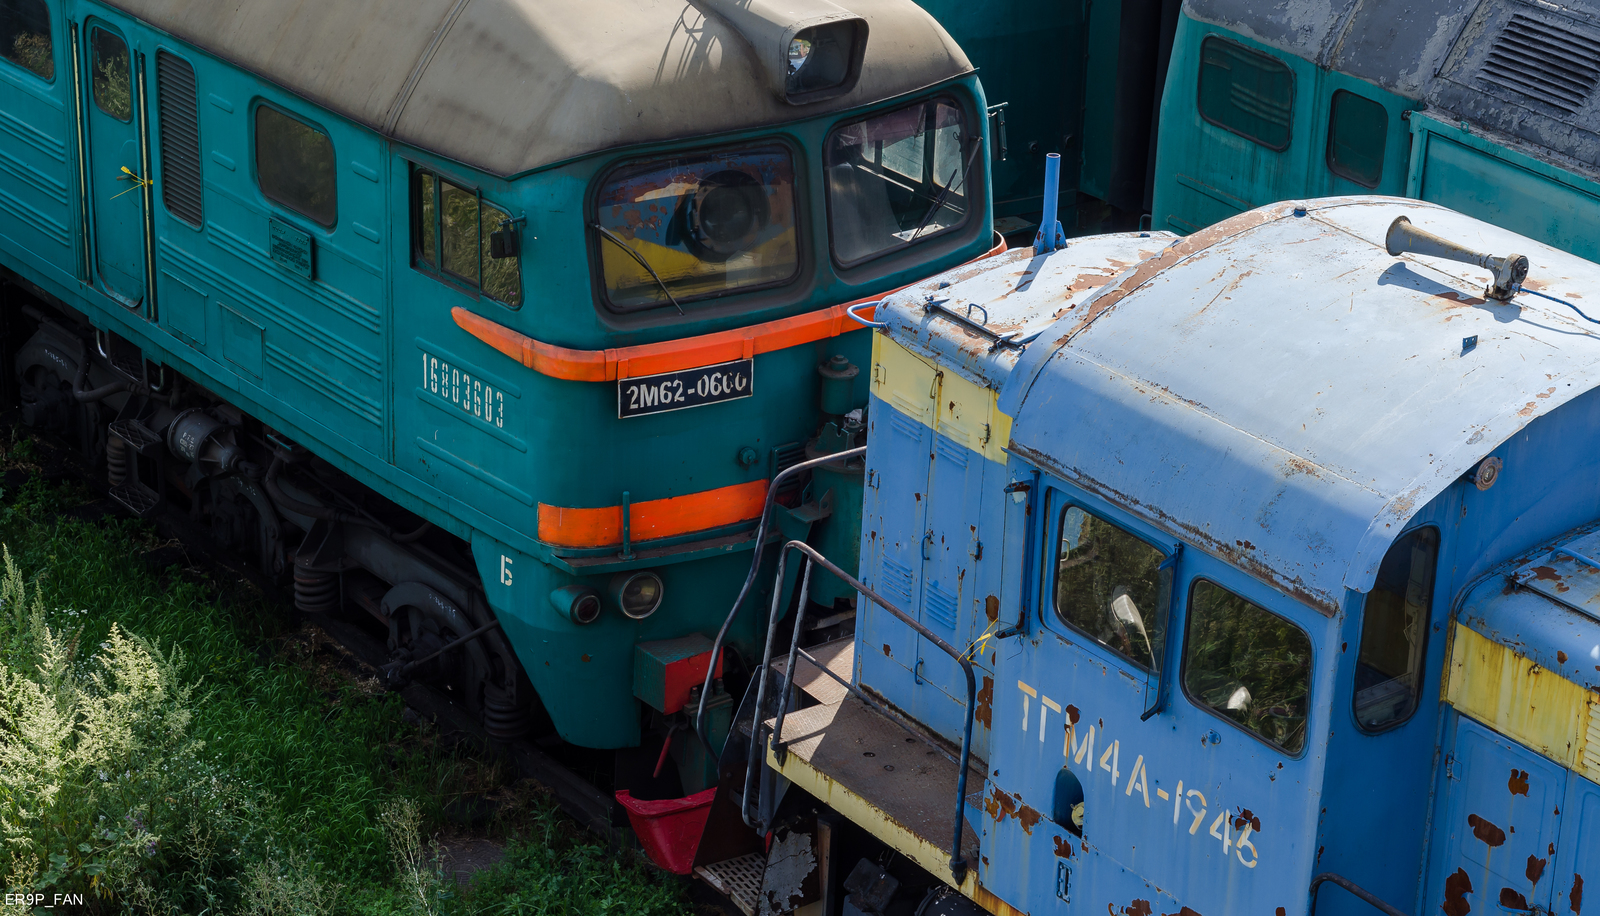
550 585 602 624
609 571 665 619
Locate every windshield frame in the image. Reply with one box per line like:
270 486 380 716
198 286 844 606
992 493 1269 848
822 93 981 271
586 138 807 316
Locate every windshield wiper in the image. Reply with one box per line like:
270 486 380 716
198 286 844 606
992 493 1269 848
592 224 685 315
907 141 983 244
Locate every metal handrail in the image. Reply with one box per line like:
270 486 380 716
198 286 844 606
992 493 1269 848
744 539 977 884
694 446 868 754
1307 873 1408 916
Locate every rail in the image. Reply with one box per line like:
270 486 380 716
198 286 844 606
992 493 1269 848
743 539 977 884
1307 873 1408 916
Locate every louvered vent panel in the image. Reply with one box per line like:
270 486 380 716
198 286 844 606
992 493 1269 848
157 52 202 226
1479 14 1600 115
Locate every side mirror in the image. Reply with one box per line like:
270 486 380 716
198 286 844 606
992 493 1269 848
489 228 519 259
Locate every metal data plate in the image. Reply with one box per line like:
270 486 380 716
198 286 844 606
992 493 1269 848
618 359 753 418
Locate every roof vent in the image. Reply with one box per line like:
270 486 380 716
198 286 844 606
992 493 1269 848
1478 14 1600 115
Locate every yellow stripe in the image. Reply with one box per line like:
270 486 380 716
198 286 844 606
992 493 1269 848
872 334 1013 465
1446 622 1600 779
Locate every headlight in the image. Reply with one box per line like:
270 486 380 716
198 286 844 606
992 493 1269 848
550 585 602 624
609 571 664 619
685 169 769 262
593 145 799 312
784 21 865 101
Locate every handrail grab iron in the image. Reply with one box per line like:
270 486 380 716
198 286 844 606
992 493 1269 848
744 539 978 884
1307 872 1408 916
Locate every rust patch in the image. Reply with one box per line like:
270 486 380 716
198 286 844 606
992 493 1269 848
986 595 1000 622
1528 855 1547 884
1018 805 1042 835
1529 566 1563 582
1501 888 1531 911
1122 901 1153 916
1232 808 1261 832
1444 868 1474 916
882 644 892 656
1469 814 1507 847
1235 539 1256 550
975 676 994 729
1557 651 1569 664
1161 908 1203 916
986 786 1018 824
1053 835 1074 858
1048 207 1280 349
1065 704 1081 725
1510 770 1530 796
1572 873 1584 913
1277 910 1286 916
580 653 591 663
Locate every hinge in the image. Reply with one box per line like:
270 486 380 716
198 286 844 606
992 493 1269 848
981 423 992 445
1445 753 1458 781
971 540 984 561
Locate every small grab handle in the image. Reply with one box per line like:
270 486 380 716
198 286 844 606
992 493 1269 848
846 301 888 329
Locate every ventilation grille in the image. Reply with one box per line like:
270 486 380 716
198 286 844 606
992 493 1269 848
157 51 202 226
1479 14 1600 115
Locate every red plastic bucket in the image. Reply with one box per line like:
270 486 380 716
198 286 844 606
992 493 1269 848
614 787 718 874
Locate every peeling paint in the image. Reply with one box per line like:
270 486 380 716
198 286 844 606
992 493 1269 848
1469 813 1507 847
1509 769 1530 796
1573 873 1584 914
975 676 994 728
1017 805 1042 835
1444 868 1474 916
1052 835 1074 858
1500 888 1531 911
1527 855 1547 884
757 829 816 916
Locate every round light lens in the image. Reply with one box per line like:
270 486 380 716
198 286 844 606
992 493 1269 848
572 593 602 624
787 37 812 74
612 571 664 619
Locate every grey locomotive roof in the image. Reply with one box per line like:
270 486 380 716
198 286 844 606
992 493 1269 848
960 197 1600 616
1184 0 1600 177
107 0 971 177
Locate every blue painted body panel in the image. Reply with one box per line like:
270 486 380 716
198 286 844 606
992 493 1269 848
847 196 1600 914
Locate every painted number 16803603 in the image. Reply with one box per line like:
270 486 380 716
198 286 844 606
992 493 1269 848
618 359 753 418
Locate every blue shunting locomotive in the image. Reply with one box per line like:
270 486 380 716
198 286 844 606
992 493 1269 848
724 196 1600 916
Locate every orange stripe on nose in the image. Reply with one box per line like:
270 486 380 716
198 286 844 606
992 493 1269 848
538 479 769 548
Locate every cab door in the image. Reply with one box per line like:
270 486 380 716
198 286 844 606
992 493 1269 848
77 14 149 308
1426 716 1566 915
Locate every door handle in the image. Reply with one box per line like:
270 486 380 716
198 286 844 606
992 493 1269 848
112 165 150 199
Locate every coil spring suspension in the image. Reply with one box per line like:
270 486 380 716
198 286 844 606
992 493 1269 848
106 435 128 486
482 688 531 739
293 559 339 614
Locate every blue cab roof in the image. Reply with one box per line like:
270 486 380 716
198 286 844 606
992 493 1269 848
878 197 1600 614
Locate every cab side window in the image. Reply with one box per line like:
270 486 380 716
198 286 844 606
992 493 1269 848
1326 90 1388 187
1184 580 1313 753
1353 527 1438 731
256 105 336 227
1197 36 1293 150
0 0 52 80
1054 505 1170 672
411 167 522 307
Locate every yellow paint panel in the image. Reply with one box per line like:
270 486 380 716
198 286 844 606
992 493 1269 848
1446 623 1598 777
872 334 1013 464
767 740 1027 916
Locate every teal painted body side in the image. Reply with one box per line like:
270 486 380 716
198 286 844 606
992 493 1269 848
0 0 996 748
910 0 1082 219
1150 14 1413 235
1150 12 1600 267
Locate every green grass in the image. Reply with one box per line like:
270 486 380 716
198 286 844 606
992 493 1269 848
0 436 698 916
